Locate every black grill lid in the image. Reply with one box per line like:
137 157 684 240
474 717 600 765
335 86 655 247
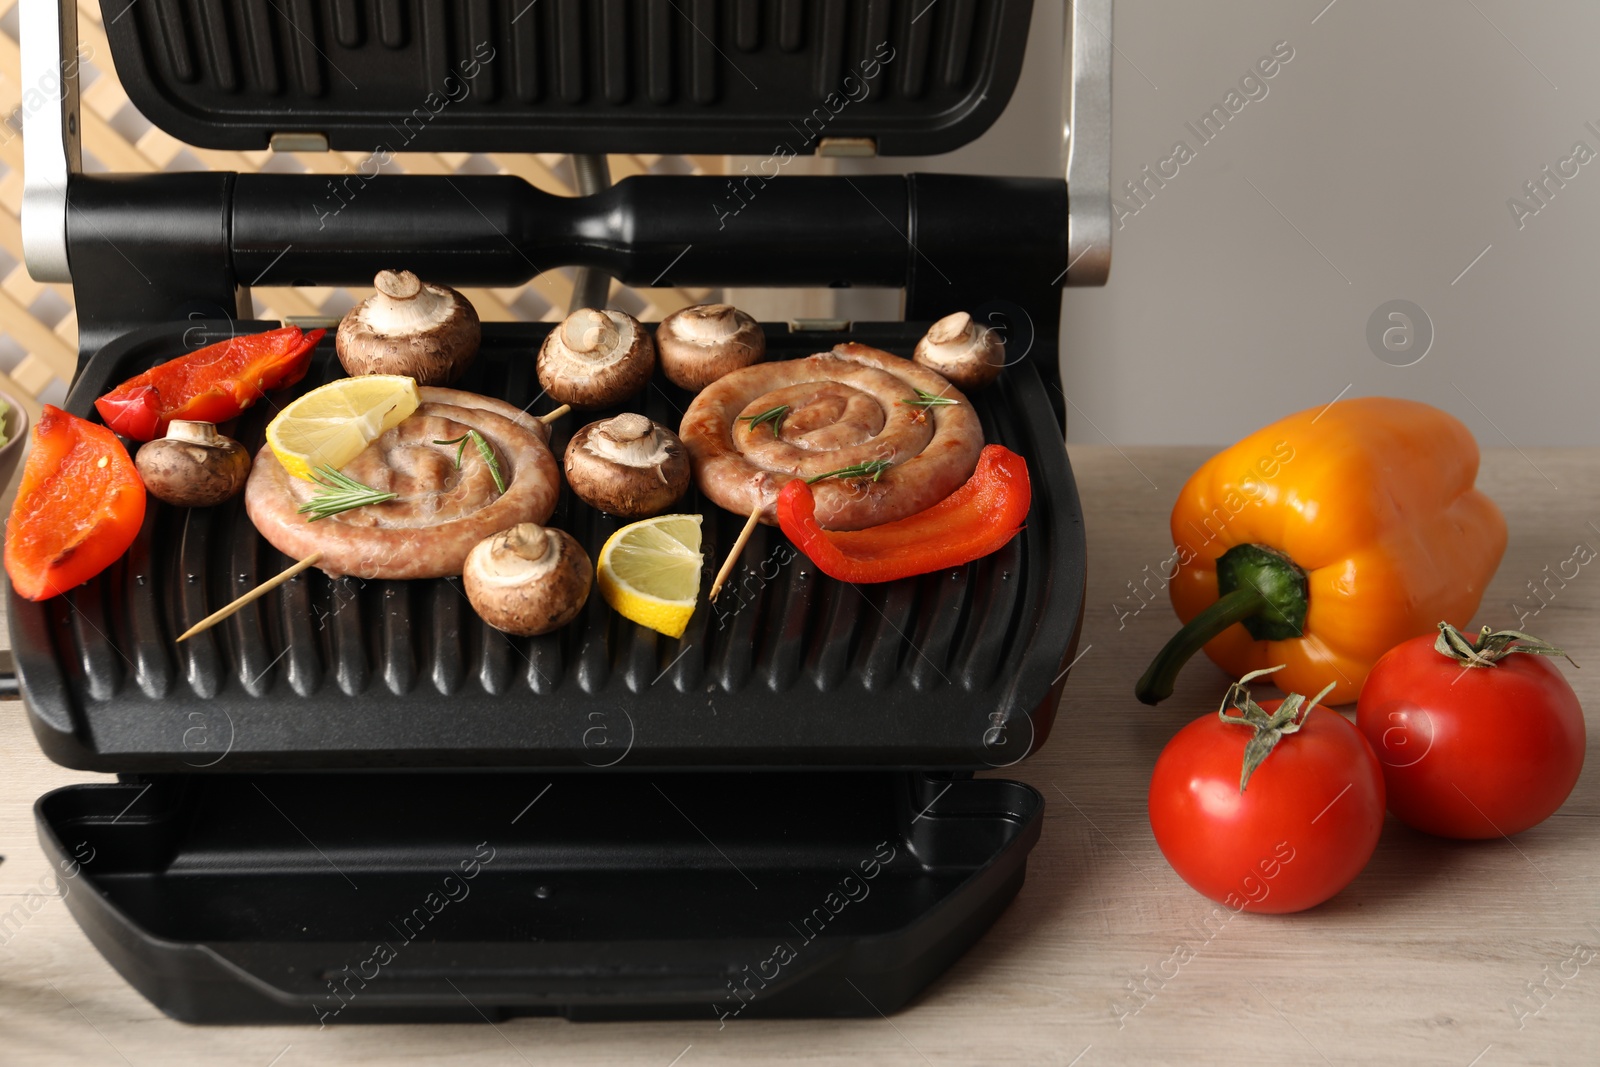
100 0 1036 155
11 319 1085 772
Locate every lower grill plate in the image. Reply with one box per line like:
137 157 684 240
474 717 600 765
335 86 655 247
11 320 1085 771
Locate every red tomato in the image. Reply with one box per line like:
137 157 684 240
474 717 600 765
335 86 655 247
1356 632 1585 839
1149 702 1385 914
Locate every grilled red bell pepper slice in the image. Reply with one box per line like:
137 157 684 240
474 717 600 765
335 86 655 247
4 406 146 601
94 325 324 441
776 444 1032 584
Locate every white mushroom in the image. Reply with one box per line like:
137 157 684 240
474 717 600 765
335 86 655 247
135 421 251 507
912 311 1005 391
336 269 481 385
655 303 765 392
537 308 656 409
564 413 691 518
463 524 592 636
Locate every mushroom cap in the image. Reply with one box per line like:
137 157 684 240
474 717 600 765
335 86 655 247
537 308 656 409
135 420 252 507
655 303 765 392
337 269 481 386
463 523 593 636
564 413 691 519
912 311 1005 391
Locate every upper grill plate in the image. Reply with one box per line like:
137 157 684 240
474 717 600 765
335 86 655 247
99 0 1035 156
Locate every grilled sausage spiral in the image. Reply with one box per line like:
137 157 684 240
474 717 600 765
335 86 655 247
679 343 984 530
246 388 559 579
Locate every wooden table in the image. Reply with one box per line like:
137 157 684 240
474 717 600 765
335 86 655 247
2 446 1596 1065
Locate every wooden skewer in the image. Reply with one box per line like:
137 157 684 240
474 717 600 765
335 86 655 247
538 404 572 425
709 505 763 602
176 552 324 643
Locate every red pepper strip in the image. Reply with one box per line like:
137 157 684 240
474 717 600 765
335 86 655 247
776 444 1032 584
94 325 325 441
4 406 147 601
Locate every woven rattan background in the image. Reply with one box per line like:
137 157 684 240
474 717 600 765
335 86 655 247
0 0 735 418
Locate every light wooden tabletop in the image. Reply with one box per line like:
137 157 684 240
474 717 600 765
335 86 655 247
2 445 1596 1066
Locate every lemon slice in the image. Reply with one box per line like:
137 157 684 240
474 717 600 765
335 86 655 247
266 375 420 481
596 514 704 639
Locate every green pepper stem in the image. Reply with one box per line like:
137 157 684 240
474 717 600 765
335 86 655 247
1135 587 1268 706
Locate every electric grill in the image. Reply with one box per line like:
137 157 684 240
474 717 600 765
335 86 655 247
13 0 1110 1023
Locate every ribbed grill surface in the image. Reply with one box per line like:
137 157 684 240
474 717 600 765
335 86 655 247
127 0 983 102
13 322 1085 770
99 1 1032 154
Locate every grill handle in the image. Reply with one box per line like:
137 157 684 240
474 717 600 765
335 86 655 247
229 172 918 290
67 171 1068 377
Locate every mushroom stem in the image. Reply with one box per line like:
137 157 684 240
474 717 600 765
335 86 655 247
375 269 422 300
165 420 224 447
538 404 572 426
587 413 672 467
680 304 743 340
563 308 618 354
600 412 653 440
366 269 451 334
710 505 763 602
503 522 551 564
927 310 974 346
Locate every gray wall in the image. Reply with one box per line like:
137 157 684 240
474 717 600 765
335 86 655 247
842 0 1600 446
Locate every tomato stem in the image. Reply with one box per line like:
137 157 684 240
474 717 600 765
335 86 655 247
1434 621 1576 669
1217 667 1338 792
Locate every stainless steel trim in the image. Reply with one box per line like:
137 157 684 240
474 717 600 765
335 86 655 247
20 0 81 284
1063 0 1112 286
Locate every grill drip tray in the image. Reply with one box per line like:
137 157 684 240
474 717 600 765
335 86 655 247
37 771 1043 1023
12 320 1085 772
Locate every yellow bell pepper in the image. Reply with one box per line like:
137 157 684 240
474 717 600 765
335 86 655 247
1136 397 1506 705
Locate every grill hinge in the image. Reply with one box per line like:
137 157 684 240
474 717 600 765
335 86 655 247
270 132 331 153
817 137 878 158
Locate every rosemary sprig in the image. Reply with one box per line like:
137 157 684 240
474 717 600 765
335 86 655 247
738 404 790 437
899 388 959 409
297 465 397 521
805 459 894 485
433 430 507 494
